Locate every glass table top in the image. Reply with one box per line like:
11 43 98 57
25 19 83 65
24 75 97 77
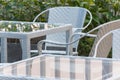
0 21 59 32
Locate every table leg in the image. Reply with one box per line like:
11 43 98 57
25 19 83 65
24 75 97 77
66 27 72 55
1 37 7 63
20 38 30 60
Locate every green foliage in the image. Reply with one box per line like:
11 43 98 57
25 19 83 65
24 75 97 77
0 0 119 56
0 0 48 21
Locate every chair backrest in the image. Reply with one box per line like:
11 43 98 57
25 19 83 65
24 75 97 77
48 7 87 28
89 19 120 58
33 7 92 29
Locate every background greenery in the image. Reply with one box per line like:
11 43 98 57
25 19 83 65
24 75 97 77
0 0 120 56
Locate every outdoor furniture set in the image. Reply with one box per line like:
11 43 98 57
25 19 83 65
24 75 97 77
0 6 120 80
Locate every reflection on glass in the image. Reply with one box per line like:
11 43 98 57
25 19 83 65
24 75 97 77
0 21 59 32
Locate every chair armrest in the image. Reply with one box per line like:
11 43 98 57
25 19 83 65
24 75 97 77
73 32 97 37
73 8 92 31
82 9 92 30
37 25 102 55
33 9 49 22
37 22 108 55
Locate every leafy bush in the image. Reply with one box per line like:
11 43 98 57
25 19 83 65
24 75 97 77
0 0 119 56
0 0 48 21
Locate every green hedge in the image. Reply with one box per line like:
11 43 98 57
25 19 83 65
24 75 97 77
0 0 48 21
0 0 120 56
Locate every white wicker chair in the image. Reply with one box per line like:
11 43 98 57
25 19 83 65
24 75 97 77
31 7 92 55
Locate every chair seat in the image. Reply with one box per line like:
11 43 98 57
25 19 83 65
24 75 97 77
31 50 67 55
31 50 78 56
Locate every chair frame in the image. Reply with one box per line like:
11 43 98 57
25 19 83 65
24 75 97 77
32 7 93 54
